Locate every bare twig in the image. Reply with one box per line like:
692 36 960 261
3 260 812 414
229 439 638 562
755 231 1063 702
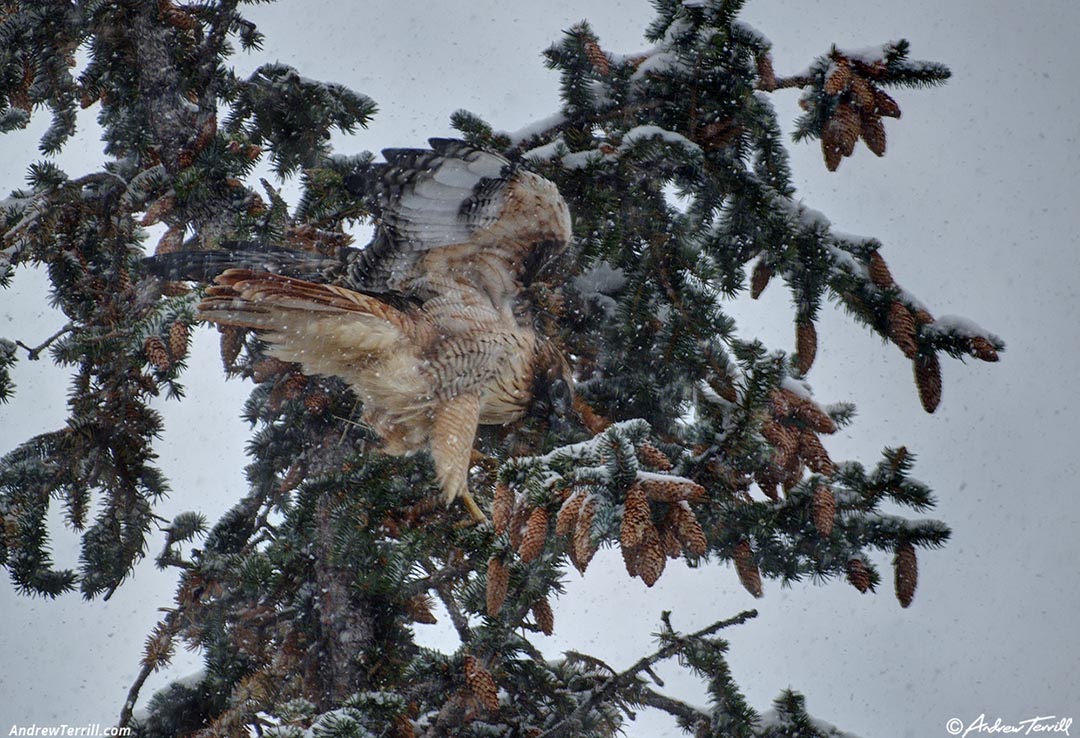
14 323 73 360
538 609 758 738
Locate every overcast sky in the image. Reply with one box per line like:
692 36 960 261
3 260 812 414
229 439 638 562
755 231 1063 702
1 2 1078 736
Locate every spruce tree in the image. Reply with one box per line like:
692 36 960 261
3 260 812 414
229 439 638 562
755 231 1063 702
0 1 1002 736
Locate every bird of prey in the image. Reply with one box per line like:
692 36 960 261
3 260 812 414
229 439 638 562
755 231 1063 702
147 139 573 521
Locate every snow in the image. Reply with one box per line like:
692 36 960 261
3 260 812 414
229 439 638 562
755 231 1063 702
927 313 992 338
559 149 607 170
637 469 696 487
631 50 683 79
780 375 815 400
522 139 564 163
620 125 702 155
501 111 568 145
758 707 861 737
573 260 626 296
836 42 897 65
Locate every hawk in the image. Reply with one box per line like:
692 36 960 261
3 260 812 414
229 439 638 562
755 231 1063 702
147 139 574 521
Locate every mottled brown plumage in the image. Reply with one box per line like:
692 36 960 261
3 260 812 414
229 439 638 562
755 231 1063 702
152 140 573 520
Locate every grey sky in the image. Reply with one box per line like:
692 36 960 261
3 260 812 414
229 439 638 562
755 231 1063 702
1 1 1077 736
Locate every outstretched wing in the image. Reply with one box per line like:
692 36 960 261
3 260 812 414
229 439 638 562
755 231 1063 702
199 269 431 395
346 138 571 295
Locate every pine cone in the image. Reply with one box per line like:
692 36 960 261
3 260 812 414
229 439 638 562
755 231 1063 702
167 321 189 361
252 356 291 384
781 451 805 493
637 441 673 471
761 419 798 466
621 540 641 578
798 429 835 475
970 336 999 362
750 259 773 299
639 477 707 503
823 59 852 95
795 320 817 374
868 251 894 289
873 87 902 118
787 393 838 434
492 484 514 536
572 497 598 572
463 656 500 713
846 558 872 593
620 484 652 549
555 490 585 538
582 37 610 76
658 518 684 558
144 336 171 371
894 542 918 608
486 557 509 617
637 524 666 587
518 507 549 563
850 75 877 111
914 309 934 326
671 504 708 556
733 541 763 598
888 302 918 359
811 485 836 537
833 103 861 157
914 352 942 413
821 128 843 172
860 111 887 157
219 326 244 370
532 598 555 636
141 194 176 226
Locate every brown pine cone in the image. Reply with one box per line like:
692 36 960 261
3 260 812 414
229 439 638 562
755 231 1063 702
144 336 171 371
888 302 918 359
795 320 817 374
811 485 836 537
492 484 514 536
894 542 918 608
620 484 652 549
572 497 598 572
486 557 509 617
846 558 872 593
914 353 942 413
518 507 549 563
464 656 500 712
733 541 763 598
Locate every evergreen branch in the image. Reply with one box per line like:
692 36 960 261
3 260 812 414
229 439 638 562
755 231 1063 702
538 610 758 737
420 557 472 643
759 74 815 91
117 609 180 729
634 686 711 730
13 323 73 360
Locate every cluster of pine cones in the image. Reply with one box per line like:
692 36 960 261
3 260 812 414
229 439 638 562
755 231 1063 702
813 51 903 171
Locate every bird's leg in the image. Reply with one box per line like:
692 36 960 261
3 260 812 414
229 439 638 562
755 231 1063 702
430 393 487 524
459 490 487 525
